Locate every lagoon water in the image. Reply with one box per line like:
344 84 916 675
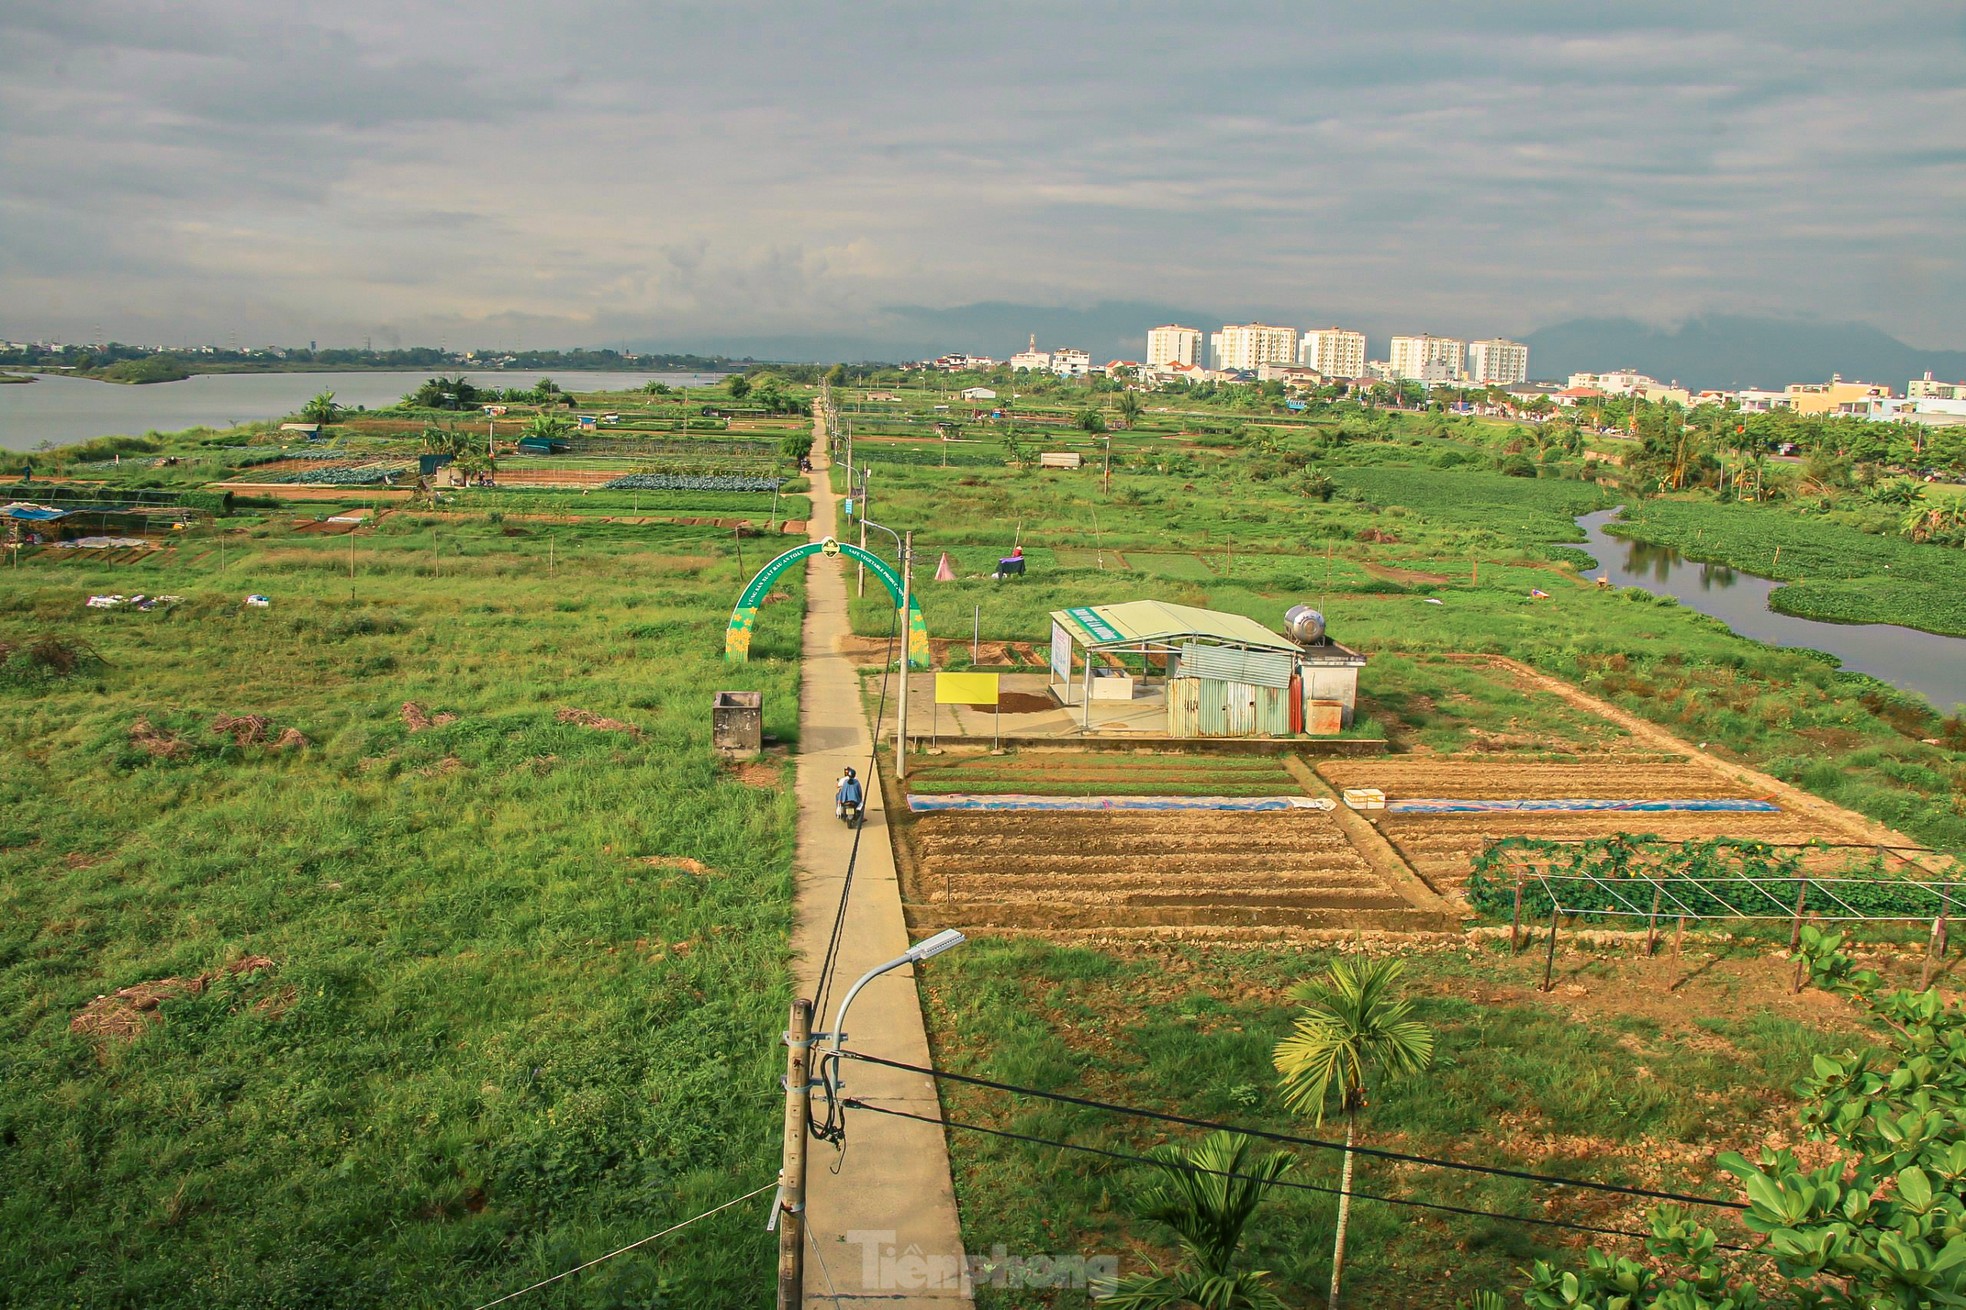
1576 508 1966 713
0 369 720 452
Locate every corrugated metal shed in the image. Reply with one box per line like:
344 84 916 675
1176 643 1294 688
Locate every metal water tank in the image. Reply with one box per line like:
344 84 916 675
1283 604 1326 645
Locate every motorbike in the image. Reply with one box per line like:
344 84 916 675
837 796 862 828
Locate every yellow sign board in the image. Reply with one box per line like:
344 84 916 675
935 672 1001 706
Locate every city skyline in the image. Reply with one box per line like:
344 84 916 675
4 3 1963 355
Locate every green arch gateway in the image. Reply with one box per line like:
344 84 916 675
725 537 930 668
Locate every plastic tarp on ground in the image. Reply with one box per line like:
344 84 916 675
1 502 66 521
1384 798 1781 814
909 794 1336 813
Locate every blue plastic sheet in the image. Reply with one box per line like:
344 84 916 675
1383 798 1780 814
908 794 1332 813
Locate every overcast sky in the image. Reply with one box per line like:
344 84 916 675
4 1 1963 357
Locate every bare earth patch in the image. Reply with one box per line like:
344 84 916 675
401 701 458 732
727 760 781 787
71 955 279 1043
556 706 642 737
128 717 189 759
643 856 716 876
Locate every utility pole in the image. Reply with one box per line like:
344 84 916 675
857 469 869 599
1102 432 1112 498
897 530 912 780
774 997 812 1310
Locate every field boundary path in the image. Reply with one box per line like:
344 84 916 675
792 438 971 1306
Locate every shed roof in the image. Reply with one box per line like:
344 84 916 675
1050 600 1300 654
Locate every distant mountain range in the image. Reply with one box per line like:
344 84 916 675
1521 316 1966 392
645 305 1965 392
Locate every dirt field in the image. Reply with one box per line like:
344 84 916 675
1316 758 1762 802
904 809 1453 933
1316 746 1882 897
875 656 1914 936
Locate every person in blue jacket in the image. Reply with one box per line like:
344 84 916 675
835 766 863 819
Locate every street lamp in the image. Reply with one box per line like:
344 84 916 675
770 928 964 1304
826 929 965 1054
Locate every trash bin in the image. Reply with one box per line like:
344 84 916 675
713 691 763 756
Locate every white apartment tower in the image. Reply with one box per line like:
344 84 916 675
1298 328 1367 379
1146 325 1202 368
1210 323 1299 372
1466 338 1530 386
1388 334 1466 384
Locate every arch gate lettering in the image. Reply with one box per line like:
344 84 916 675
725 537 930 668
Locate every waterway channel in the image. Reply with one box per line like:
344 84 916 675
1575 508 1966 713
0 369 720 452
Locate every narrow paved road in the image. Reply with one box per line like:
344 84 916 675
792 444 971 1306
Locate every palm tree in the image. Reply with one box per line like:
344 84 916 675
1102 1132 1294 1310
1273 958 1433 1310
1116 392 1144 426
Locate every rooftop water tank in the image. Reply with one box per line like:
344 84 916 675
1283 604 1326 646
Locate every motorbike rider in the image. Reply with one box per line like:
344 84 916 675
835 766 864 819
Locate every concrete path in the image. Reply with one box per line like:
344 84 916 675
792 447 971 1306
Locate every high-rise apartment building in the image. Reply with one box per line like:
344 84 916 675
1210 323 1299 372
1298 327 1367 379
1146 325 1202 368
1466 338 1529 386
1388 334 1465 384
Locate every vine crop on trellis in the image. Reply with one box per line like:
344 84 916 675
1466 834 1963 922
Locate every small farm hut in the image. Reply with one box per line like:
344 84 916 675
1047 600 1366 737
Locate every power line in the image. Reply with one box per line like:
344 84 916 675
465 1181 774 1310
845 1099 1747 1250
837 1050 1745 1212
808 544 901 1025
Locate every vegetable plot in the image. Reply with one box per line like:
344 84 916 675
602 473 782 493
1467 833 1965 921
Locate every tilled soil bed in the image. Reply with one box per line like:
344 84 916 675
1318 758 1761 801
905 809 1449 932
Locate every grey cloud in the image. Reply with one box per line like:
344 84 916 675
2 1 1963 351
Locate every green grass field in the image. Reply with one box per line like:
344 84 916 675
835 451 1966 851
922 939 1885 1310
0 514 801 1307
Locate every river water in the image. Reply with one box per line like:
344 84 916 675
1576 508 1966 713
0 370 722 451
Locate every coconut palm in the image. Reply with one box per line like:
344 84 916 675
1101 1132 1294 1310
1116 391 1144 426
1273 957 1433 1310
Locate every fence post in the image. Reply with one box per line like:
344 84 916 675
1922 909 1949 990
1788 879 1809 954
1541 902 1560 993
1510 878 1524 953
1646 884 1662 957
